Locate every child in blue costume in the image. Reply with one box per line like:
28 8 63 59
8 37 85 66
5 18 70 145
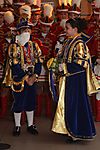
3 21 42 136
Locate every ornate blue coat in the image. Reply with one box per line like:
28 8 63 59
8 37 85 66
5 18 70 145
51 34 99 140
3 41 42 112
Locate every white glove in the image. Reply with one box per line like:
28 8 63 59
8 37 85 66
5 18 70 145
55 41 63 55
59 64 63 72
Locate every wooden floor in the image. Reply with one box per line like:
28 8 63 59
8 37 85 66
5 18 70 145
0 116 100 150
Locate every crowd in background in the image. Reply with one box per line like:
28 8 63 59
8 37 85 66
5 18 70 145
0 0 100 141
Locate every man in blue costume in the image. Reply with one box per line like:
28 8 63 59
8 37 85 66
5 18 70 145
3 20 42 136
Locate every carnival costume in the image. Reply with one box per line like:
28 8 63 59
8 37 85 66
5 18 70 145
3 35 42 112
0 9 15 118
48 34 100 140
3 21 42 136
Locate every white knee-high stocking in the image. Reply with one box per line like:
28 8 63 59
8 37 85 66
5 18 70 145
26 111 34 127
14 112 21 127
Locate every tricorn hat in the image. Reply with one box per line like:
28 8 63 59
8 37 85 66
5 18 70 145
16 20 33 30
31 0 41 14
68 4 81 14
56 0 69 12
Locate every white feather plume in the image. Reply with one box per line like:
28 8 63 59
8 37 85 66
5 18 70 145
4 11 14 24
28 0 34 5
44 4 53 18
20 5 31 19
0 0 4 6
95 0 100 8
72 0 81 7
8 0 13 4
36 0 41 7
33 0 37 5
59 0 68 6
67 0 72 5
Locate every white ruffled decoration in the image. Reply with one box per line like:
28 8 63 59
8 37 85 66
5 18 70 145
44 3 53 18
4 11 14 24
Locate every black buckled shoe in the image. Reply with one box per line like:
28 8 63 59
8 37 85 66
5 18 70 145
0 143 11 149
27 125 38 135
65 135 75 143
13 126 21 136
